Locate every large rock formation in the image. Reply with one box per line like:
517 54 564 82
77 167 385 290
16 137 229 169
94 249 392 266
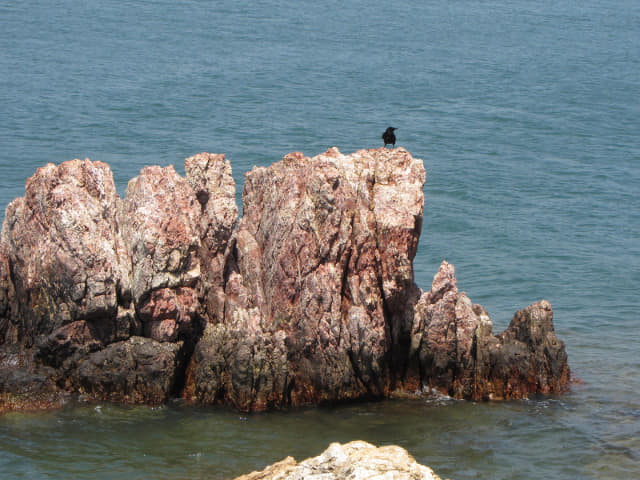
233 441 445 480
0 154 234 409
0 148 570 412
184 148 426 410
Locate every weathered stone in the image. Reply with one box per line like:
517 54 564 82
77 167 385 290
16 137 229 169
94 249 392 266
0 159 133 349
473 299 571 400
0 344 62 413
0 148 571 413
233 441 445 480
0 245 16 344
408 261 570 400
184 322 289 411
120 165 203 344
408 262 474 395
0 160 210 409
185 153 238 323
185 148 426 410
69 336 182 404
35 320 103 368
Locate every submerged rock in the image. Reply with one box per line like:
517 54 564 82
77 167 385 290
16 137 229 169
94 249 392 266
0 148 571 412
233 441 445 480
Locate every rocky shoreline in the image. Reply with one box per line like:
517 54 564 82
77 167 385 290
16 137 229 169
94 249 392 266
0 148 570 413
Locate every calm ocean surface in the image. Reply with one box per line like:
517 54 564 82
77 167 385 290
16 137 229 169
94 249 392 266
1 0 638 478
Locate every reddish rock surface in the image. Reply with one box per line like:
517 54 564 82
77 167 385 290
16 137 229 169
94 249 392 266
408 261 570 400
0 159 132 349
0 159 208 406
184 148 426 410
120 164 203 344
184 152 237 324
0 148 571 413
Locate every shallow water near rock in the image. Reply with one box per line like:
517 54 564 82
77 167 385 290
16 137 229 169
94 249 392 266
0 394 634 479
1 0 638 479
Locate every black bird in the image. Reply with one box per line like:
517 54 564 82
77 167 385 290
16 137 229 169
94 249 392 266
382 127 397 148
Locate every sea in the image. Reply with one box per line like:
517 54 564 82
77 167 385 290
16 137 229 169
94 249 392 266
0 0 638 478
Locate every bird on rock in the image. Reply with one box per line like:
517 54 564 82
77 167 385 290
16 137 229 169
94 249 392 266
382 127 397 148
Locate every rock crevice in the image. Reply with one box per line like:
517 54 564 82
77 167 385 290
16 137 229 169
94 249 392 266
0 148 570 412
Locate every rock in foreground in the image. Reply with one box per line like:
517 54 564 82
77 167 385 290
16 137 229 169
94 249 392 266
0 148 571 412
233 441 445 480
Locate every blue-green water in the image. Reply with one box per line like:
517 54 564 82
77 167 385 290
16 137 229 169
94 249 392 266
1 0 638 478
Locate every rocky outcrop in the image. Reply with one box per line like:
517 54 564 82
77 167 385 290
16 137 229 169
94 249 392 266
0 155 234 408
473 297 571 399
408 261 570 400
0 147 571 412
184 148 426 409
233 441 445 480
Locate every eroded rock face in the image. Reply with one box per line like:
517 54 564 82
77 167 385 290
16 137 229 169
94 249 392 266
0 344 61 413
233 441 444 480
474 299 571 400
408 261 570 400
68 336 183 404
0 159 133 353
0 148 571 413
184 148 426 410
184 153 237 324
0 157 232 408
408 261 480 397
120 165 203 343
0 245 16 344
